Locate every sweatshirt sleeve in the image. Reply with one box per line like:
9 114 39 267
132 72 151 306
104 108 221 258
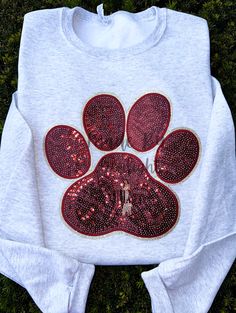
140 75 236 313
0 90 95 313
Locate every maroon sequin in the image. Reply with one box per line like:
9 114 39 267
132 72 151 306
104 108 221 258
155 129 200 183
127 93 171 151
45 125 91 179
45 92 202 239
83 94 125 151
62 152 179 238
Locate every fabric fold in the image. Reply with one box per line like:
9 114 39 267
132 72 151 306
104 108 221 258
0 91 95 313
141 76 236 313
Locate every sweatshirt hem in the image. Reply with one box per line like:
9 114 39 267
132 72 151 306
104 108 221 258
160 230 236 277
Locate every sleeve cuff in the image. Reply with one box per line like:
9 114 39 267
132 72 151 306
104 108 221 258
69 262 95 313
141 268 173 313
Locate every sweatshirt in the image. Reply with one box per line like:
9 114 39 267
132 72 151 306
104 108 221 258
0 3 235 313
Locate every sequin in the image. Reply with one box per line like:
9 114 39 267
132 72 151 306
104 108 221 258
155 129 200 183
61 152 179 238
127 93 171 151
44 125 91 179
44 92 202 240
83 94 125 151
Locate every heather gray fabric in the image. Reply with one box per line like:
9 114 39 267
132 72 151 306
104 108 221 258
0 3 235 313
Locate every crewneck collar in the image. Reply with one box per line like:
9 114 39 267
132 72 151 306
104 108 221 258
61 4 167 61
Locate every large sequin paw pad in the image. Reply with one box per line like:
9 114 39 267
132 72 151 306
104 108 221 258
44 93 201 239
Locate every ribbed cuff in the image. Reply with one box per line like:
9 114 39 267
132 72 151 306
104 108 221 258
68 262 95 313
141 268 173 313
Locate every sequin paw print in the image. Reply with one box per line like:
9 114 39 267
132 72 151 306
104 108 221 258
44 93 201 239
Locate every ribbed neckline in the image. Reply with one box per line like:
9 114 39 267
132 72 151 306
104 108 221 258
61 5 167 61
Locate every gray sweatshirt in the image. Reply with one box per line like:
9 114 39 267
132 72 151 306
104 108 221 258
0 3 235 313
